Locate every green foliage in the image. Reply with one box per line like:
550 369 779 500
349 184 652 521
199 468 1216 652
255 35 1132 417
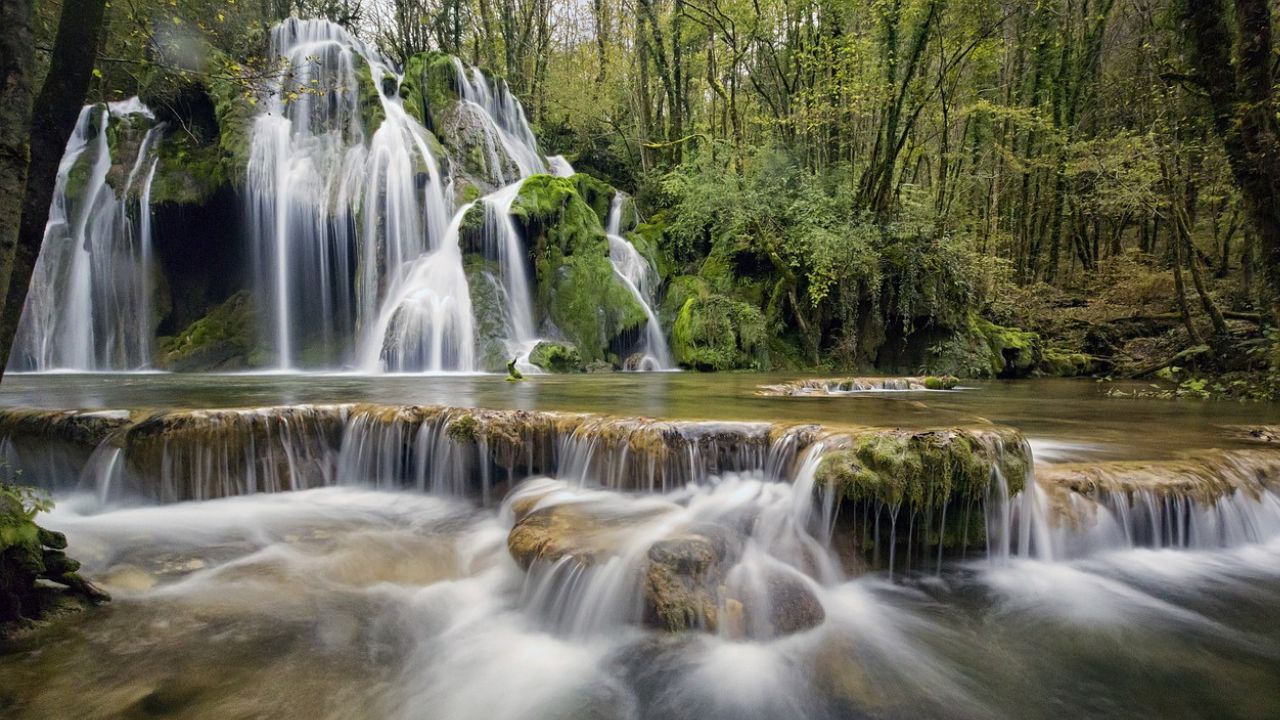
927 314 1043 378
2 481 108 625
672 294 767 371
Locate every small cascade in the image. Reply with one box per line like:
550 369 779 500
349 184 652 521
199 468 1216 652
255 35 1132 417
605 194 672 370
362 210 476 372
480 183 536 348
450 58 545 180
1007 451 1280 560
11 103 162 372
546 155 575 177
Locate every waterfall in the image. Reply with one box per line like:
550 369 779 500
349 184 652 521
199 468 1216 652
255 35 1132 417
450 58 545 180
10 103 162 372
605 194 672 370
482 183 536 347
247 18 458 370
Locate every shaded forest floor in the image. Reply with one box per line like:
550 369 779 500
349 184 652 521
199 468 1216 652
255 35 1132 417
993 253 1275 399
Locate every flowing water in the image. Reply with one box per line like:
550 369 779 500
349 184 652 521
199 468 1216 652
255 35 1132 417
12 18 585 375
11 103 161 372
0 374 1278 719
605 196 672 370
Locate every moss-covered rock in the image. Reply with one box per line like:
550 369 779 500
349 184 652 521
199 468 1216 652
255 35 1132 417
512 175 647 361
398 51 460 132
660 275 710 328
1039 348 1095 377
572 173 616 227
926 314 1043 378
814 428 1029 558
672 294 767 371
463 256 513 372
353 55 387 137
2 486 108 627
156 291 255 371
528 341 584 373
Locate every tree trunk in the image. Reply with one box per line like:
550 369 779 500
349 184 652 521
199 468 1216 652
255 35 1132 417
1183 0 1280 323
0 0 36 332
0 0 108 377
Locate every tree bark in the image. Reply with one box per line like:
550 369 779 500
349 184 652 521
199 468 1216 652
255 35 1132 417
0 0 36 330
0 0 109 377
1183 0 1280 322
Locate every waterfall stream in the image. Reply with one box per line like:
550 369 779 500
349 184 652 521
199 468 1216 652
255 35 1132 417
11 104 162 372
606 195 673 370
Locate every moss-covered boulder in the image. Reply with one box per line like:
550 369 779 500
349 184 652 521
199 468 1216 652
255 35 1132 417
2 486 108 627
1039 348 1095 377
528 341 584 373
572 173 616 227
672 294 767 371
927 314 1043 378
156 291 255 371
814 428 1030 560
511 175 647 362
398 51 461 133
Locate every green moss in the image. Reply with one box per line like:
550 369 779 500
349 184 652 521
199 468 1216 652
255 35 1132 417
924 375 959 390
926 313 1043 378
2 485 107 626
463 256 512 373
671 294 767 371
1040 348 1095 377
447 414 480 443
571 173 615 227
157 291 255 371
353 55 387 136
528 341 583 373
150 129 227 206
813 428 1028 552
512 175 646 361
661 275 710 328
399 51 461 131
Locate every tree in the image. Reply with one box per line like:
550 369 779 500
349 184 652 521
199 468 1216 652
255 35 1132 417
1182 0 1280 324
0 0 109 378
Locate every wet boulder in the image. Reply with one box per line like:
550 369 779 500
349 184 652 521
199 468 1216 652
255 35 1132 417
512 175 647 361
155 291 255 371
528 341 584 373
643 535 722 632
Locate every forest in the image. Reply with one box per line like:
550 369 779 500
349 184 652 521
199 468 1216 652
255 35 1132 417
4 2 1280 717
0 0 1275 392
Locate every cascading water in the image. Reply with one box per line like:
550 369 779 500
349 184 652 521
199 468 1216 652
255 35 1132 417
247 18 461 370
450 58 546 181
11 102 162 372
605 194 672 370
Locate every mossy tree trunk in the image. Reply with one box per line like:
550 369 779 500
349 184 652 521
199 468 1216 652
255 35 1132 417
0 0 108 378
1182 0 1280 327
0 0 36 352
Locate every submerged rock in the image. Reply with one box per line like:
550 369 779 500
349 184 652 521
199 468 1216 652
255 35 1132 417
758 375 959 396
507 483 824 638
